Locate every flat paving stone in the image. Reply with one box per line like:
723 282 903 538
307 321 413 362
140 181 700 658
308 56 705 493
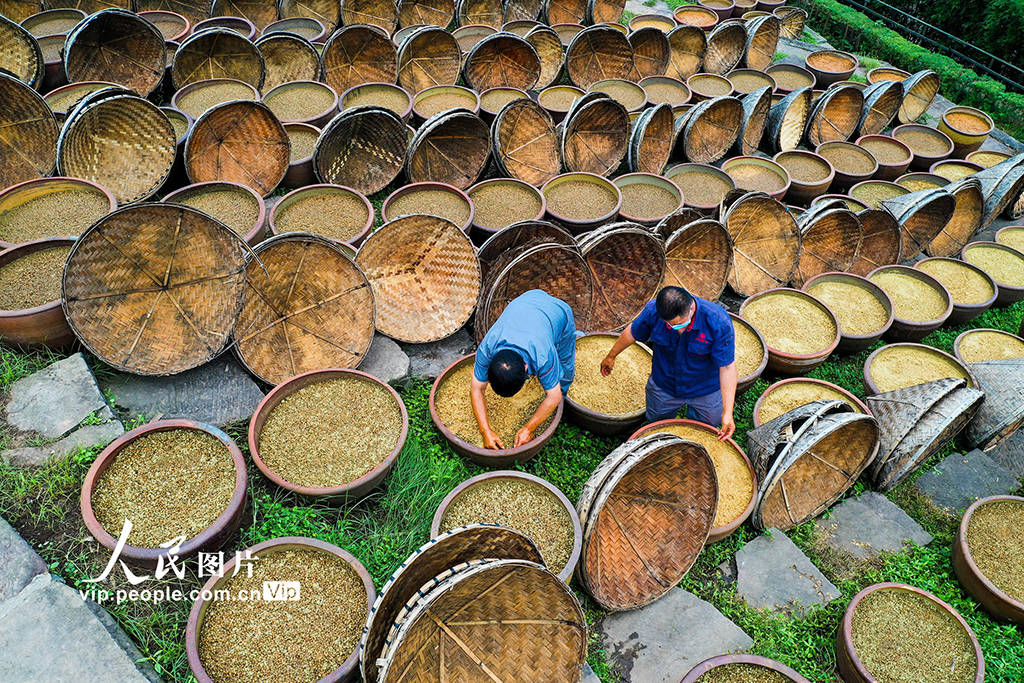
985 428 1024 481
624 0 671 16
814 492 932 561
2 421 125 467
600 588 752 683
5 353 108 439
402 328 475 379
100 356 264 427
360 333 411 384
582 662 600 683
735 528 841 617
0 516 46 604
0 573 159 682
914 449 1019 513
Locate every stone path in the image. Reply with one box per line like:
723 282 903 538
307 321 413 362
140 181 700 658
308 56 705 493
814 492 932 560
402 328 475 378
914 449 1020 513
734 529 841 617
361 333 411 384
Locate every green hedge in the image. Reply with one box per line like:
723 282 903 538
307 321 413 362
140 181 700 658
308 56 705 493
795 0 1024 142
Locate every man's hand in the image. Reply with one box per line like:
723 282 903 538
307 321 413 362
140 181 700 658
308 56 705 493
600 354 616 377
717 412 735 441
513 425 534 448
482 428 505 450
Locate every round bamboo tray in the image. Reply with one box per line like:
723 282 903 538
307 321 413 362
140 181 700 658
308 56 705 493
964 349 1024 449
565 24 632 88
953 496 1024 625
729 86 770 157
666 23 705 80
0 13 43 90
881 186 955 259
764 86 810 153
171 27 264 90
357 213 480 343
381 181 473 233
683 654 811 683
673 4 718 30
22 8 85 38
726 67 774 93
171 78 259 120
314 106 407 195
792 204 862 287
271 184 373 247
802 272 893 352
804 84 863 147
892 122 954 170
541 172 621 233
546 0 586 25
926 176 983 258
774 5 807 37
804 48 856 87
538 84 583 121
501 0 540 23
340 82 412 120
561 94 629 176
752 377 870 427
64 9 164 96
475 219 573 276
492 97 561 187
163 180 266 247
974 154 1024 226
63 204 247 375
457 0 502 27
186 537 375 683
341 0 399 32
3 73 58 192
962 240 1024 306
674 95 742 163
278 0 339 33
836 583 984 683
261 80 337 126
522 25 562 90
766 62 814 93
397 25 460 94
81 419 247 567
703 20 744 74
857 79 902 137
931 158 985 182
478 86 527 120
722 155 790 200
407 109 490 189
627 103 674 175
466 178 545 239
262 17 326 42
815 140 876 190
867 264 951 341
254 32 321 94
662 216 732 300
587 0 626 24
897 68 941 124
0 237 75 348
915 256 996 325
580 225 665 332
773 149 833 204
462 31 540 91
3 0 43 24
321 24 396 96
0 177 114 248
723 191 800 294
740 287 840 374
743 14 779 71
867 65 910 83
628 26 670 79
855 134 912 180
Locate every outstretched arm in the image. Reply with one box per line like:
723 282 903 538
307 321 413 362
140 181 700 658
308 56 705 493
514 386 562 447
600 326 637 376
470 377 505 450
717 362 737 440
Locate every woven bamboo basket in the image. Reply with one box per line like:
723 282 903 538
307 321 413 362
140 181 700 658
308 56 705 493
804 84 863 147
397 25 460 94
774 5 806 38
973 154 1024 226
723 191 800 295
356 214 479 343
662 217 732 300
254 32 321 94
925 177 983 258
866 377 983 491
753 377 871 427
665 24 705 81
491 97 560 187
63 9 164 97
897 68 940 124
209 0 278 31
1 0 43 23
398 0 454 27
702 20 744 75
764 86 811 153
742 14 778 71
407 109 490 189
725 86 768 157
628 26 670 79
627 103 673 174
0 73 57 191
62 203 247 375
278 0 338 33
321 25 396 96
587 0 625 23
576 433 717 611
500 0 540 23
673 95 742 163
462 31 540 92
565 24 633 88
802 271 893 352
172 28 264 90
475 219 573 278
561 94 629 176
0 14 43 90
792 203 862 287
962 358 1024 449
522 25 563 90
457 0 502 26
880 187 955 259
580 225 665 332
184 100 288 197
545 0 586 25
313 106 406 195
341 0 398 32
857 79 902 137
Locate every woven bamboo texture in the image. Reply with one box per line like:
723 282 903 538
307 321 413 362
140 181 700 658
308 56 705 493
880 188 955 260
476 220 574 280
255 33 321 94
172 28 265 90
63 9 165 97
663 218 733 301
858 80 902 137
0 14 42 89
57 93 174 203
210 0 279 31
279 0 341 32
464 32 540 91
360 525 545 683
897 69 940 124
545 0 586 24
792 204 862 287
805 85 863 147
748 401 837 478
565 24 633 88
503 0 541 22
232 233 374 385
973 154 1024 226
927 177 983 257
341 0 399 33
849 207 901 275
0 73 57 190
965 359 1024 449
675 96 742 164
314 106 406 195
134 0 206 24
398 26 460 94
581 225 665 332
62 203 247 375
703 21 744 75
457 0 502 27
356 214 480 343
628 103 673 174
653 206 704 240
492 98 560 187
525 25 564 90
561 95 629 176
376 559 587 682
666 25 705 81
628 27 669 80
587 0 625 24
322 25 397 96
407 110 490 189
724 192 801 296
184 100 289 197
577 434 717 611
733 87 771 156
42 0 131 12
398 0 455 27
744 15 779 71
776 6 807 39
764 87 810 153
0 0 43 23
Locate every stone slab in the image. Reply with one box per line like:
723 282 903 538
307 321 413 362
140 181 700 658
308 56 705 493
0 573 159 682
814 492 932 561
600 588 752 683
914 449 1019 512
402 328 475 379
5 354 108 439
359 333 411 384
735 529 841 617
0 516 46 604
985 428 1024 481
100 356 265 427
2 421 125 467
582 662 600 683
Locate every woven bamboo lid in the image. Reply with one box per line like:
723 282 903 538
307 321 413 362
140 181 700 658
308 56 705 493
62 203 247 375
764 86 811 153
858 79 902 137
927 177 983 258
792 203 862 287
0 14 42 89
398 0 455 27
491 97 560 187
321 24 396 96
1 0 42 23
341 0 398 33
666 24 705 80
897 68 940 124
565 24 633 88
743 14 779 71
973 153 1024 226
964 359 1024 449
880 187 955 260
457 0 502 26
503 0 542 22
628 102 673 174
279 0 339 32
255 32 321 94
703 20 744 75
63 9 164 97
545 0 586 24
185 100 289 197
577 433 717 611
580 224 665 332
172 27 265 90
732 86 771 156
628 26 669 79
57 92 174 204
210 0 278 31
463 31 541 91
850 207 901 275
673 95 742 163
775 6 806 39
524 25 564 90
0 72 57 191
663 217 733 301
476 219 574 279
562 94 629 176
724 191 800 295
134 0 207 25
233 233 374 384
804 84 863 147
397 25 460 94
356 214 480 343
586 0 625 23
407 109 490 189
313 106 406 194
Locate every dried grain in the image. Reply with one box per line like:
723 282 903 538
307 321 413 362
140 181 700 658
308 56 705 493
996 227 1024 252
166 112 189 139
691 75 731 97
619 183 680 220
0 190 108 243
957 329 1024 363
643 82 688 104
387 188 471 226
696 663 791 683
758 380 862 424
727 163 786 194
286 127 318 161
265 85 335 121
344 87 410 115
728 72 771 94
966 499 1024 602
276 192 369 241
808 51 855 72
819 146 874 175
593 81 645 110
860 138 910 165
178 188 261 237
894 128 951 157
0 245 71 310
468 182 542 230
46 83 108 114
677 8 716 26
568 336 650 415
869 270 948 321
177 82 257 118
932 162 978 182
778 154 829 182
480 88 526 112
733 318 764 378
869 345 968 393
770 68 812 90
916 259 994 306
945 112 989 135
544 180 618 220
963 245 1024 287
851 181 907 209
806 280 889 336
672 170 733 207
540 88 581 111
968 151 1007 169
743 291 837 355
416 92 476 118
899 177 943 192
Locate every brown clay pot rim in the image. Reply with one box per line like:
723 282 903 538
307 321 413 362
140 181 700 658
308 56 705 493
722 155 792 199
681 653 811 682
427 353 564 462
282 121 320 164
247 368 409 497
953 327 1024 366
866 66 910 83
840 582 985 683
815 141 879 179
686 72 734 98
21 9 85 35
962 241 1024 294
994 224 1024 246
612 172 683 223
895 171 947 188
805 48 857 74
738 287 841 361
765 63 816 91
382 181 475 233
192 15 256 41
0 237 77 315
411 84 480 119
563 332 651 422
628 418 757 539
160 106 193 143
541 172 623 227
813 193 868 210
466 177 546 235
940 105 994 138
185 536 375 683
262 16 327 43
262 80 338 125
855 133 913 168
538 84 584 112
171 77 260 117
728 312 769 385
930 159 985 178
162 180 267 245
0 177 115 250
956 495 1024 614
673 5 720 27
478 86 528 114
428 470 583 582
269 183 373 247
44 80 118 112
752 376 871 428
801 271 895 343
664 162 737 209
848 179 909 207
138 10 190 42
339 81 413 120
862 342 977 395
966 149 1010 166
80 419 248 563
866 264 953 327
915 257 998 314
629 13 678 29
725 68 777 93
638 75 692 105
773 149 835 188
892 123 954 161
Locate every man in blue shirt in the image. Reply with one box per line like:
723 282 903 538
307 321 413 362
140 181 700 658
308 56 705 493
472 289 578 450
600 286 737 439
